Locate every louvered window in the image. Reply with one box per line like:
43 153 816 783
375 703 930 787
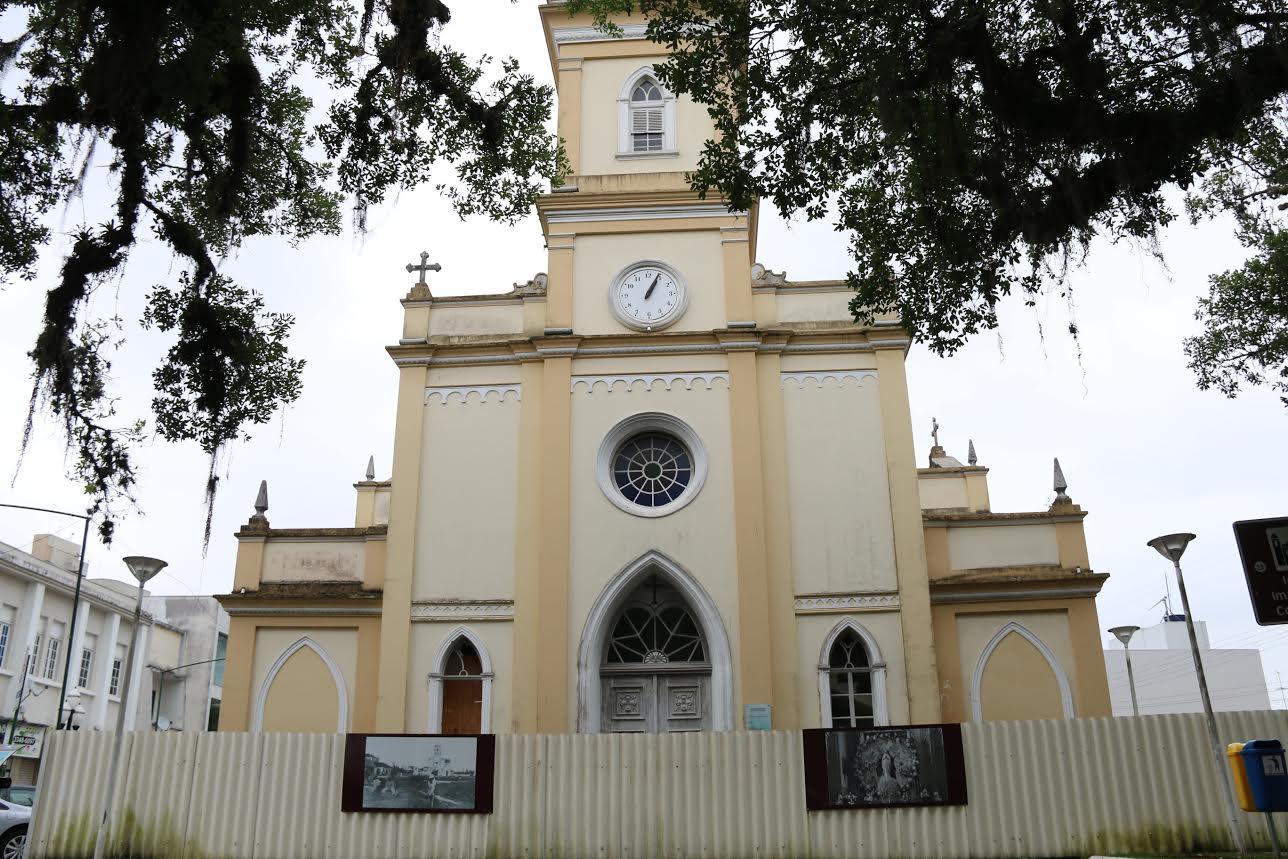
630 80 665 152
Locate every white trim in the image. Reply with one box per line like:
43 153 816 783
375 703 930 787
553 24 649 44
817 618 889 728
427 626 493 733
596 413 708 518
794 593 900 614
223 606 383 617
411 601 514 622
780 371 878 389
608 259 690 331
251 636 348 732
544 204 739 224
578 551 733 732
572 373 728 393
617 66 677 155
425 385 521 405
969 621 1074 722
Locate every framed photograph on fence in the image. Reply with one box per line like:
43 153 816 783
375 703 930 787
802 724 968 811
342 734 495 814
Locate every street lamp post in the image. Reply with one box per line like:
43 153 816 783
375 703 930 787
1108 625 1142 717
1147 532 1246 853
91 555 166 859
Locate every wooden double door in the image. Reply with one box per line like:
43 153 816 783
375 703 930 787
602 670 711 733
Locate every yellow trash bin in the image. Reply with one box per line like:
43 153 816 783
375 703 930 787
1229 742 1257 812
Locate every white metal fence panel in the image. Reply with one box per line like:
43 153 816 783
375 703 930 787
27 710 1288 859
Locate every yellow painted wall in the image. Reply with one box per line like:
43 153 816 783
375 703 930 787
261 645 340 732
919 476 972 510
261 540 365 583
427 303 524 337
948 524 1059 570
979 632 1065 721
567 379 741 719
578 56 713 176
251 628 358 730
782 375 898 594
956 610 1073 719
773 290 855 323
571 231 727 335
414 396 521 602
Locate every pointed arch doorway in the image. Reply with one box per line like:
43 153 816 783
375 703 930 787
578 551 733 733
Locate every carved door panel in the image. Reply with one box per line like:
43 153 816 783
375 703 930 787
660 675 708 732
603 674 711 733
604 676 654 733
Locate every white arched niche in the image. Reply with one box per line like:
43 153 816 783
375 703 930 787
252 636 348 732
817 618 890 727
427 626 494 733
578 550 733 732
617 65 678 156
969 621 1074 722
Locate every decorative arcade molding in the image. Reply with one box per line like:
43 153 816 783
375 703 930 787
424 385 521 405
571 373 729 393
410 600 515 622
780 370 878 389
793 592 900 614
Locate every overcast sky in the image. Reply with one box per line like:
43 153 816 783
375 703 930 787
1 1 1285 708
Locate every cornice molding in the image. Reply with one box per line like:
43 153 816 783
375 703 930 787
411 600 515 621
424 385 521 405
552 24 648 44
223 606 383 617
780 370 878 389
930 585 1103 604
571 373 729 393
544 204 747 224
794 593 901 614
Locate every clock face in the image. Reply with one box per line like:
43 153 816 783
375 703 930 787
611 264 686 330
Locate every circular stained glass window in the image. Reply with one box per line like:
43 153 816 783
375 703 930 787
611 432 693 508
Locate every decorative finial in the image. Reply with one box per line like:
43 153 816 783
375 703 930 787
931 417 940 448
406 250 441 289
968 439 977 466
1053 458 1070 503
249 479 269 527
365 455 375 482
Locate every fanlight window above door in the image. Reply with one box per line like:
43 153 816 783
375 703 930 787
606 580 706 665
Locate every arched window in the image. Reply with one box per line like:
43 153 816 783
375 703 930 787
428 628 494 734
817 619 889 728
629 79 665 152
617 67 677 156
827 629 874 728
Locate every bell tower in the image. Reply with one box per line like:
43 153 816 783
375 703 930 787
535 4 758 338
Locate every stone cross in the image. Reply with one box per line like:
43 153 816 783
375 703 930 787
406 250 442 286
931 417 940 447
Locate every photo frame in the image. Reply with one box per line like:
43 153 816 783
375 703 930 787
802 723 968 811
342 733 495 814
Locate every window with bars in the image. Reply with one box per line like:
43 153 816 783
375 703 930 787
629 79 665 152
78 648 94 689
827 629 875 728
110 658 122 696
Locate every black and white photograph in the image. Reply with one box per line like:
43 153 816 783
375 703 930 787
343 734 495 813
802 724 967 811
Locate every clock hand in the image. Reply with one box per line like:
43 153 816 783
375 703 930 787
644 273 661 300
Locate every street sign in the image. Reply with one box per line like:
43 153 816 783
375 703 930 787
1233 517 1288 624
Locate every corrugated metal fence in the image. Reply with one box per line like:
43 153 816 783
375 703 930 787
28 710 1288 859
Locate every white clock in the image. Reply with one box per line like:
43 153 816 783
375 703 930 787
609 261 688 331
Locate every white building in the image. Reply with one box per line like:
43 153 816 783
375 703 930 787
1104 616 1272 716
144 596 229 731
0 534 161 782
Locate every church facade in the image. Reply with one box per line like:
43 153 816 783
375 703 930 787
215 4 1112 736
